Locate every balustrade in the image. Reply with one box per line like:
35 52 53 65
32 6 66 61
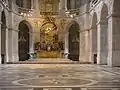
90 0 99 8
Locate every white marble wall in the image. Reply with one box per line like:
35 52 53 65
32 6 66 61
0 21 1 64
107 16 120 66
64 0 120 66
59 0 66 17
64 33 69 58
97 21 108 65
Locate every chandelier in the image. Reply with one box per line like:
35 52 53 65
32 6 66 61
72 35 79 42
19 32 26 42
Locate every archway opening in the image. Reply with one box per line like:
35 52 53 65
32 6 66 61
1 11 6 64
100 4 108 65
111 0 120 66
68 22 79 61
18 21 30 61
91 13 97 64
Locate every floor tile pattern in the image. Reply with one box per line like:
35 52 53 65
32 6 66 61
0 64 120 90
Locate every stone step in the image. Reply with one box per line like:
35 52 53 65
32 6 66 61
7 58 80 64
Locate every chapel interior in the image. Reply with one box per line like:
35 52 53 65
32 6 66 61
0 0 120 89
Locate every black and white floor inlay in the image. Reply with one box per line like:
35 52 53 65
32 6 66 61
0 64 120 90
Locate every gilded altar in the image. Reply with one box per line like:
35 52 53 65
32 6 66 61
33 0 64 58
34 17 64 58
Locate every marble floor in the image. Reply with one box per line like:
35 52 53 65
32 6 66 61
0 64 120 90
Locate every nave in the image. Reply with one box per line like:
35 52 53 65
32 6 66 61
0 63 120 89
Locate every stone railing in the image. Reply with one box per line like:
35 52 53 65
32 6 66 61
18 7 32 13
90 0 99 8
0 0 9 9
18 7 33 17
1 0 6 3
65 8 80 18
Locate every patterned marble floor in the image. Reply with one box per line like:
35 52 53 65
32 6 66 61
0 64 120 90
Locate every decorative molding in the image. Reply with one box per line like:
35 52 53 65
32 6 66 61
80 29 90 33
89 0 101 12
8 28 19 32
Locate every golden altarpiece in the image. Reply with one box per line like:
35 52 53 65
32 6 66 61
35 0 64 58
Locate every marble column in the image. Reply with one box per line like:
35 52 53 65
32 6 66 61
79 32 85 62
0 22 1 64
0 8 2 64
36 0 40 15
89 29 93 63
1 25 7 64
6 27 9 62
32 0 36 9
59 0 65 10
71 0 75 9
88 28 97 63
12 29 19 62
65 0 67 10
23 0 27 8
7 28 12 62
29 31 34 59
84 30 89 62
64 33 69 58
31 0 34 9
107 15 120 66
97 21 108 65
59 0 66 17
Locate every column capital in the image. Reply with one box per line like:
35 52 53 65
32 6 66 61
8 28 19 32
80 29 90 32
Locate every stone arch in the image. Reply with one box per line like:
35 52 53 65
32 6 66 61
98 3 108 65
18 20 33 33
18 20 33 61
1 11 6 64
65 21 80 61
91 12 97 29
100 3 108 21
64 20 80 33
91 12 98 64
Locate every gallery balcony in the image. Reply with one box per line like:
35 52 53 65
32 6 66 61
65 8 80 18
90 0 100 8
40 11 59 16
18 7 33 17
